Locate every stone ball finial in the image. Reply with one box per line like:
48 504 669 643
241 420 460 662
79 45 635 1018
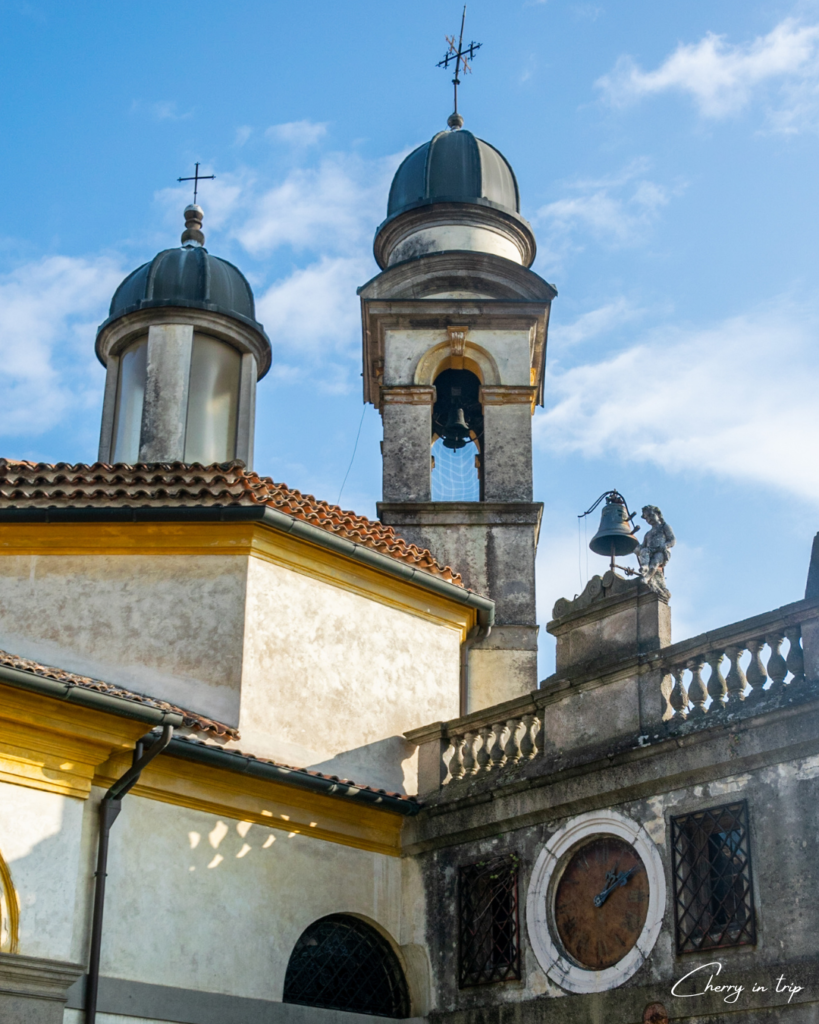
181 204 205 247
447 111 464 130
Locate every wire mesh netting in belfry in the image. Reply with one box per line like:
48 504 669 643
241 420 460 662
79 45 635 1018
431 437 480 501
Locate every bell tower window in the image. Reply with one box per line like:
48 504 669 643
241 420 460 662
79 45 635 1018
183 334 241 464
431 368 483 502
111 337 148 463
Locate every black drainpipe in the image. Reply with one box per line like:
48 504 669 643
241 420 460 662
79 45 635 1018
460 624 491 716
85 724 174 1024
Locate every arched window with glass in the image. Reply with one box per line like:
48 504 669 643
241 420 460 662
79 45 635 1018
283 914 410 1018
431 368 483 502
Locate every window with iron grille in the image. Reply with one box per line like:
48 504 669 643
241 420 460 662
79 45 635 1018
283 914 410 1018
459 854 521 987
670 801 756 954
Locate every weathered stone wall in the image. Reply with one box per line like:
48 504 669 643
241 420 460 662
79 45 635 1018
404 695 819 1024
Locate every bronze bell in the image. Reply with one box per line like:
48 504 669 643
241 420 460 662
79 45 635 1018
442 406 471 450
586 491 640 559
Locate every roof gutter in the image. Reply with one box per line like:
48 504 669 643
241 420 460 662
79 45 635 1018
0 661 420 816
0 661 184 728
0 505 495 629
162 736 420 816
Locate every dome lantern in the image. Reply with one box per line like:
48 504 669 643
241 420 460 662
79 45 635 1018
96 206 271 469
373 128 536 270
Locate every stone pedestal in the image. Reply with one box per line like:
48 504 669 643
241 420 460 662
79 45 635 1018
0 952 84 1024
548 572 671 677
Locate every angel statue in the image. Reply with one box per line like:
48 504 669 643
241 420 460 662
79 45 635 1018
636 505 675 598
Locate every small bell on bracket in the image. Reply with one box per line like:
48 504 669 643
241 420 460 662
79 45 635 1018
580 490 640 572
442 406 471 450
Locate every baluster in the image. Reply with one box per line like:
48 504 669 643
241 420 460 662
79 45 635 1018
766 633 787 692
503 718 522 762
706 650 727 711
488 722 506 769
448 736 464 780
687 657 708 717
461 731 477 776
534 710 545 757
520 713 536 760
669 666 688 719
476 726 492 773
745 639 767 699
784 625 806 686
724 645 747 705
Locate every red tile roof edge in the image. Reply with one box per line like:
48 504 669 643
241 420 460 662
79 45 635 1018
0 459 463 586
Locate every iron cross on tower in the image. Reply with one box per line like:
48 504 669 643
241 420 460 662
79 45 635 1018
437 5 482 125
177 162 215 205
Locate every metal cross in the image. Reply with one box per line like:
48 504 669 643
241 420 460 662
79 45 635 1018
436 6 482 117
177 162 215 204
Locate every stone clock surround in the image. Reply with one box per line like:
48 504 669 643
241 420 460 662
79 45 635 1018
526 809 667 995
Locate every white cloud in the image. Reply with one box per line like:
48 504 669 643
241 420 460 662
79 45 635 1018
266 120 329 146
233 154 391 256
550 297 644 348
597 17 819 128
256 255 371 351
234 125 253 147
535 299 819 503
0 255 123 438
537 160 674 247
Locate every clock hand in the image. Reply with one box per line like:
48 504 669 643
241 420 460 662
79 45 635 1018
593 865 639 908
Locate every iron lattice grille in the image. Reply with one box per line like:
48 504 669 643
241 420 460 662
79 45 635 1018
671 801 756 954
458 855 521 988
282 914 410 1018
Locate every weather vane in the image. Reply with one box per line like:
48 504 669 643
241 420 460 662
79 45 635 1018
436 5 481 128
177 162 215 205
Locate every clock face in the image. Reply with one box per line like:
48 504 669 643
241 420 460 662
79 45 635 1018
553 835 649 970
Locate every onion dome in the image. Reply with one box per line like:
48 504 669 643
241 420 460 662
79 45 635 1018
374 127 535 270
98 205 268 347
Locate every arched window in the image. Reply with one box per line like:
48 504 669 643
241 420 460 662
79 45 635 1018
0 847 18 953
283 914 410 1018
431 368 483 502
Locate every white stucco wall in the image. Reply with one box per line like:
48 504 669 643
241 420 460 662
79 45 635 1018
85 793 416 1004
0 783 85 963
0 554 248 726
238 556 462 791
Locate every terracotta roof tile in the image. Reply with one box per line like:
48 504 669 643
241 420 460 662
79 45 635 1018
175 736 420 806
0 459 462 585
0 647 237 738
0 647 419 806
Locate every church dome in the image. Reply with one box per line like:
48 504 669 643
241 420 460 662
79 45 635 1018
387 129 520 219
374 127 536 270
105 243 261 333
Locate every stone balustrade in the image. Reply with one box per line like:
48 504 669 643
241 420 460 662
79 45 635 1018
445 708 542 783
406 598 819 794
662 620 807 720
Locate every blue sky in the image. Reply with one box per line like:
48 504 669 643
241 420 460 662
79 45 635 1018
1 0 818 676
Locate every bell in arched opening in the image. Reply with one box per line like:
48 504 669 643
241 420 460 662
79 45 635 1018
431 368 483 501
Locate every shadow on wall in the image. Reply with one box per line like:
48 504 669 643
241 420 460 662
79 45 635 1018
307 734 419 796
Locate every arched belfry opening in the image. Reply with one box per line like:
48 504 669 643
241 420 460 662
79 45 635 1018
283 914 410 1018
431 368 483 501
360 116 557 704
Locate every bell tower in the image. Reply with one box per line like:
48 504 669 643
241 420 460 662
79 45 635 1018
359 123 556 709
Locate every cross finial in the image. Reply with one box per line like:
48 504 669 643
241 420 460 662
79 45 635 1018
436 5 481 129
177 162 215 205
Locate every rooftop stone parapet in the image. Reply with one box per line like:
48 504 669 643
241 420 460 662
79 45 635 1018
548 571 671 677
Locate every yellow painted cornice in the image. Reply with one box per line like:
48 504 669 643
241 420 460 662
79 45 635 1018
0 683 405 855
0 520 474 638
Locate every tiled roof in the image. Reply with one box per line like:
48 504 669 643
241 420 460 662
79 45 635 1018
0 647 237 738
0 460 462 585
0 647 419 807
174 736 420 807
